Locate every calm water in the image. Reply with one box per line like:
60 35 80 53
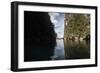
24 39 90 62
51 39 90 60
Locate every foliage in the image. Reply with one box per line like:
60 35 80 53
64 13 90 39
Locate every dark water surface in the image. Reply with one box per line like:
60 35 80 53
52 39 90 60
24 39 90 61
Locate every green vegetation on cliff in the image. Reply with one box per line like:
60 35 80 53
64 13 90 40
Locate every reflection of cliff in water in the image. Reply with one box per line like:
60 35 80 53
52 39 90 60
64 39 90 59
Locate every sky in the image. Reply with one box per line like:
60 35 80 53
49 12 64 38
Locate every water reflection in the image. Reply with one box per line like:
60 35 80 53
52 39 90 60
51 39 65 60
24 46 55 61
25 39 90 61
64 40 90 59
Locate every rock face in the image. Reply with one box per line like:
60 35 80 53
64 13 90 41
24 11 57 61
